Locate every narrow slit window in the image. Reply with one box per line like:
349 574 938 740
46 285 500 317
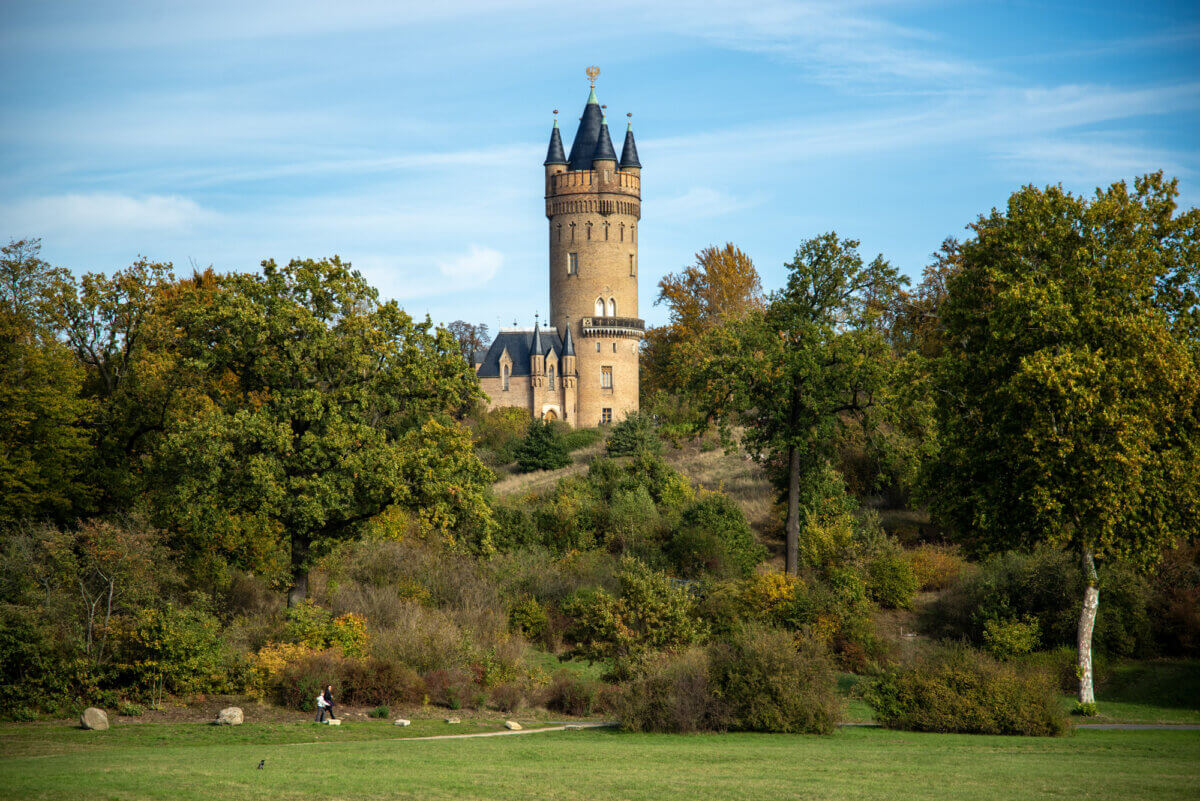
629 254 636 276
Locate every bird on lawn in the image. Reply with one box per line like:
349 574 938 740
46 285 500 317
257 760 265 770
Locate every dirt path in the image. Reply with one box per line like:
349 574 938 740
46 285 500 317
286 722 617 746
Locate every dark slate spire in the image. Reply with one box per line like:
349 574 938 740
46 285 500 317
566 86 602 171
544 114 567 166
562 323 575 356
531 316 543 354
620 117 641 169
592 116 617 163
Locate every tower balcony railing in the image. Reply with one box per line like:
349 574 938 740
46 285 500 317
580 316 645 339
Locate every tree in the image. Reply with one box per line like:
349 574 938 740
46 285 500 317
643 244 763 398
514 419 571 472
0 239 93 523
929 173 1200 704
685 234 902 575
145 257 487 604
446 320 490 364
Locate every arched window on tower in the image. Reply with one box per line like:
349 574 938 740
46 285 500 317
608 297 617 316
619 223 625 242
569 222 576 242
586 222 592 240
556 223 562 243
595 297 605 316
603 222 610 241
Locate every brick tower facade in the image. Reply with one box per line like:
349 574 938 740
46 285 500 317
475 70 643 428
545 71 643 426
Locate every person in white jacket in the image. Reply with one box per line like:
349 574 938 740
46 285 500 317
315 688 329 722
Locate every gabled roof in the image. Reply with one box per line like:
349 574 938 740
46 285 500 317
620 122 641 168
566 89 603 171
475 329 565 378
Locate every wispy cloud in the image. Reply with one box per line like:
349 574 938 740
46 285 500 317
0 193 220 238
654 187 757 221
438 245 504 283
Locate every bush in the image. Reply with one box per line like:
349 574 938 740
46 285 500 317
982 616 1040 660
618 627 840 734
865 645 1070 736
905 544 967 591
563 560 706 674
560 426 604 453
470 406 531 467
617 648 718 733
543 670 605 716
489 682 526 713
515 420 571 472
924 547 1154 657
117 604 225 701
606 412 662 458
1073 701 1098 717
668 493 765 580
341 659 424 707
508 598 549 640
118 701 145 717
708 626 840 734
283 600 335 649
368 705 390 718
865 550 918 609
424 668 477 709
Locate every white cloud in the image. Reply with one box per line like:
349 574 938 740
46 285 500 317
0 192 219 237
994 138 1193 185
437 244 503 283
654 187 755 221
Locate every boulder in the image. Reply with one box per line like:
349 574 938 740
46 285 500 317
325 718 341 726
504 720 522 731
393 719 412 727
216 707 243 726
444 716 461 724
80 707 109 731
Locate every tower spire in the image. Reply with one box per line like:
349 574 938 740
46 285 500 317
567 67 604 170
592 111 617 163
544 109 567 165
620 112 641 169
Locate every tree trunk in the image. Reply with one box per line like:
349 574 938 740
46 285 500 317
287 532 309 608
785 445 800 576
1077 547 1100 705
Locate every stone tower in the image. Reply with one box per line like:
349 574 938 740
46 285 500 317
543 69 643 427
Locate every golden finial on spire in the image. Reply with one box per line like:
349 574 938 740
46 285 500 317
586 66 600 87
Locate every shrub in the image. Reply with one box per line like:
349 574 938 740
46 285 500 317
982 616 1040 660
606 412 662 458
543 670 605 717
865 550 919 609
905 544 967 591
668 493 765 580
508 598 549 640
118 701 145 717
117 604 225 701
865 645 1070 736
274 649 344 711
563 560 706 674
617 648 718 733
329 613 370 658
1073 701 1098 717
515 420 571 472
708 625 840 734
341 659 424 707
424 668 477 709
368 705 390 718
560 426 604 453
283 600 334 649
489 682 526 713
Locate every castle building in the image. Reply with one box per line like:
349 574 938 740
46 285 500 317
474 71 643 427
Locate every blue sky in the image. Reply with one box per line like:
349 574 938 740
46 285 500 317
1 1 1197 331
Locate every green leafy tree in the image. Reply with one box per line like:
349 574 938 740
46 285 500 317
605 411 662 457
514 419 571 472
929 173 1200 703
685 234 903 575
146 257 486 604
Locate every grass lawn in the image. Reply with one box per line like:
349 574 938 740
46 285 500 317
1075 660 1200 725
2 721 1197 801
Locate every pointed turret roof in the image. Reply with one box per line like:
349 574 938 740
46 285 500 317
562 323 575 356
531 318 544 355
620 120 641 169
566 88 603 171
544 118 567 166
592 116 617 163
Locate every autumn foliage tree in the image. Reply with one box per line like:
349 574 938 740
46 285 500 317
929 173 1200 704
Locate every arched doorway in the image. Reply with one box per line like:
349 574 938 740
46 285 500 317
543 409 558 421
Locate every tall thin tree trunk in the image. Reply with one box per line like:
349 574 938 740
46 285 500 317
1077 547 1100 705
785 445 800 576
288 532 309 608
